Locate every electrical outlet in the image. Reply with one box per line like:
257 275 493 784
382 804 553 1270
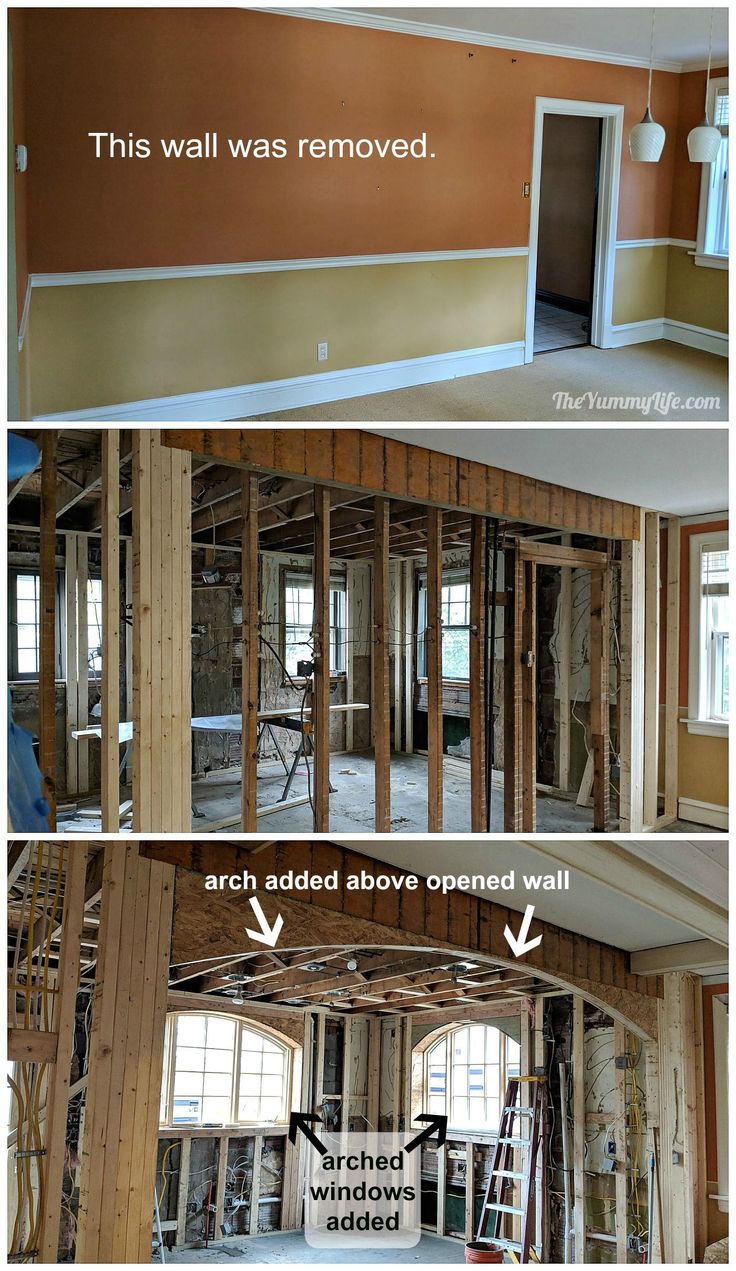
317 341 329 362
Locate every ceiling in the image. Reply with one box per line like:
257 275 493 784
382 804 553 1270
335 7 729 71
335 839 728 957
372 427 728 517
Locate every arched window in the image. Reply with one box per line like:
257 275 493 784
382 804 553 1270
424 1024 521 1131
160 1013 292 1128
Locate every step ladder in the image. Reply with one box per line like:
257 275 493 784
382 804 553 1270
475 1076 546 1264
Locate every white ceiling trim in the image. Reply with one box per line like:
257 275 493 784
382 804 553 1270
259 6 690 73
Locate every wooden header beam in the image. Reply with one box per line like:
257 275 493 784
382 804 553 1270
161 430 640 540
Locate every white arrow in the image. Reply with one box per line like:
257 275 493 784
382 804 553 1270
245 897 284 948
504 905 543 958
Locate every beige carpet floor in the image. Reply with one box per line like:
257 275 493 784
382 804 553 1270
252 340 727 422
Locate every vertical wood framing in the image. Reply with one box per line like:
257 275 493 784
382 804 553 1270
572 996 586 1263
664 517 681 822
132 433 192 831
464 1140 475 1241
345 562 356 751
469 515 487 831
373 497 391 830
215 1137 229 1238
426 506 443 831
558 540 572 791
613 1021 628 1263
39 429 58 826
590 566 611 832
392 559 404 751
403 559 415 754
101 430 121 831
504 545 524 831
618 536 645 832
643 512 661 827
64 534 79 795
176 1137 192 1245
312 486 331 831
436 1141 447 1237
77 848 175 1263
249 1136 264 1235
76 536 89 794
658 973 707 1264
241 473 260 831
38 846 89 1261
522 559 537 831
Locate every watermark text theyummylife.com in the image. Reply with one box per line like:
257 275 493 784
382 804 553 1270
552 390 721 416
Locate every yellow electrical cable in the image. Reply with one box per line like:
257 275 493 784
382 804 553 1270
158 1140 179 1211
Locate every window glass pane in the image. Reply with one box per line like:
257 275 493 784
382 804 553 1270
201 1096 230 1123
262 1050 285 1074
17 650 38 674
203 1071 232 1097
207 1017 236 1049
469 1026 485 1062
452 1028 468 1063
238 1097 260 1121
240 1050 265 1074
241 1029 264 1052
174 1071 204 1097
261 1074 284 1096
16 575 39 599
16 599 38 624
204 1047 234 1073
176 1046 205 1070
260 1097 283 1121
177 1016 207 1046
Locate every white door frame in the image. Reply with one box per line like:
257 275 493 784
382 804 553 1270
524 97 624 363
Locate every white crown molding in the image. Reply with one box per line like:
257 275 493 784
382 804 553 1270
29 245 528 289
257 7 690 73
32 339 525 422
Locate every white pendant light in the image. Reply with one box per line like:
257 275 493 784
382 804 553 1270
688 9 721 162
629 9 666 162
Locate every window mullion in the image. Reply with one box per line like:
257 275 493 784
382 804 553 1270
232 1024 243 1125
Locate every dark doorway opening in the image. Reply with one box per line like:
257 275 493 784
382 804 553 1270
534 114 602 354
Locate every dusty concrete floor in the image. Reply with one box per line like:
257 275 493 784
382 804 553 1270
56 750 709 834
162 1229 465 1263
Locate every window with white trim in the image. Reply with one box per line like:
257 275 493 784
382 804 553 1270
688 531 729 732
417 570 471 680
695 78 729 266
282 570 347 676
423 1024 521 1131
8 568 63 680
160 1013 292 1127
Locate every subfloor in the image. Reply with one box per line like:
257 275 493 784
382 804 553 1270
534 299 589 353
55 749 710 834
163 1229 465 1263
253 341 727 421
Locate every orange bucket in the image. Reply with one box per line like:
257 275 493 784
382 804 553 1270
465 1241 505 1263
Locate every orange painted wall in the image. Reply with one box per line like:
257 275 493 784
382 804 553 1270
9 8 28 322
669 66 729 242
702 981 728 1180
16 7 683 273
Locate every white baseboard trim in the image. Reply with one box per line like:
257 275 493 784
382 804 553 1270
33 339 526 422
662 319 729 357
677 797 728 830
606 317 728 357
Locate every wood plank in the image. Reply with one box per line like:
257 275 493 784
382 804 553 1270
241 473 260 831
38 846 89 1259
469 516 487 831
7 1027 58 1063
373 497 391 830
162 430 640 539
519 541 608 570
64 534 79 795
643 513 660 827
558 539 572 792
521 559 537 831
664 518 680 821
176 1137 192 1246
313 486 331 830
76 533 89 794
101 430 121 831
590 567 611 832
426 507 443 831
403 560 415 754
249 1135 264 1235
572 996 586 1263
613 1021 629 1263
618 537 645 832
504 545 524 831
39 429 58 826
133 434 153 830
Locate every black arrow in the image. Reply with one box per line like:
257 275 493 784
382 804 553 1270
405 1114 448 1153
289 1112 327 1156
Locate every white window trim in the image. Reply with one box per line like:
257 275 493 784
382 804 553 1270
684 529 729 737
692 77 729 271
160 1011 296 1129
